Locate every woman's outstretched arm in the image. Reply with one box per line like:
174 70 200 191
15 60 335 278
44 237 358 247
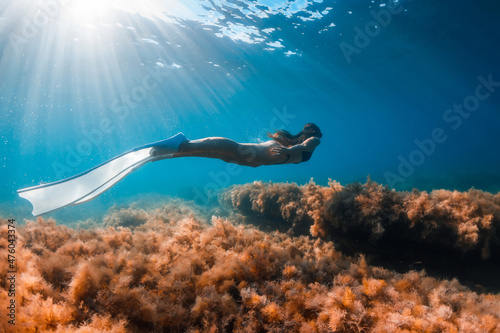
270 137 320 156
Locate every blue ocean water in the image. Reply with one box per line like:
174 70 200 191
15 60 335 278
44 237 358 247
1 0 499 222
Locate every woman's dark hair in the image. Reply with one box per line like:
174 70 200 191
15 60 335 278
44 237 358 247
267 123 322 147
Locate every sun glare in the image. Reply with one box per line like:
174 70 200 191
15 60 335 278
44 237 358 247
67 0 113 23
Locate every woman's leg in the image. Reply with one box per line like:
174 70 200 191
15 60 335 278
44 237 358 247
174 137 246 164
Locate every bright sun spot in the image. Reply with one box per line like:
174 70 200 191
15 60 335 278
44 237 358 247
68 0 114 23
61 0 191 26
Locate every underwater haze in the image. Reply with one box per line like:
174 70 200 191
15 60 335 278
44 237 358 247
1 1 500 332
1 0 499 221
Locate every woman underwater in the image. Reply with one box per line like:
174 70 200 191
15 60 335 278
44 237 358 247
18 124 322 216
163 123 322 167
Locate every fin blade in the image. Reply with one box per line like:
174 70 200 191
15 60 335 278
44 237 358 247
71 158 152 205
18 148 153 216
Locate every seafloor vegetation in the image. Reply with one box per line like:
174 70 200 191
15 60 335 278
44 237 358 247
220 179 500 261
1 180 500 332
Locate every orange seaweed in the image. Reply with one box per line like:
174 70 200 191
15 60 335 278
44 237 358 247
0 189 499 332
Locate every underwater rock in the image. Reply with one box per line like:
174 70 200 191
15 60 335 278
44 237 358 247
221 179 500 261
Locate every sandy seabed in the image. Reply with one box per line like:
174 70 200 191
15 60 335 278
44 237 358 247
1 179 500 332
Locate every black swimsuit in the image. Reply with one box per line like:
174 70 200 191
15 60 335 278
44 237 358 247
301 151 313 162
276 151 313 164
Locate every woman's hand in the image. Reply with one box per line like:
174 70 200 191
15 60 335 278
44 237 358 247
271 146 289 156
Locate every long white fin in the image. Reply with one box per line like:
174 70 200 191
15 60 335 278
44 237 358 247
17 133 187 216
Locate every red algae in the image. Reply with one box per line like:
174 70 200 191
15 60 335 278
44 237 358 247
1 194 499 332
